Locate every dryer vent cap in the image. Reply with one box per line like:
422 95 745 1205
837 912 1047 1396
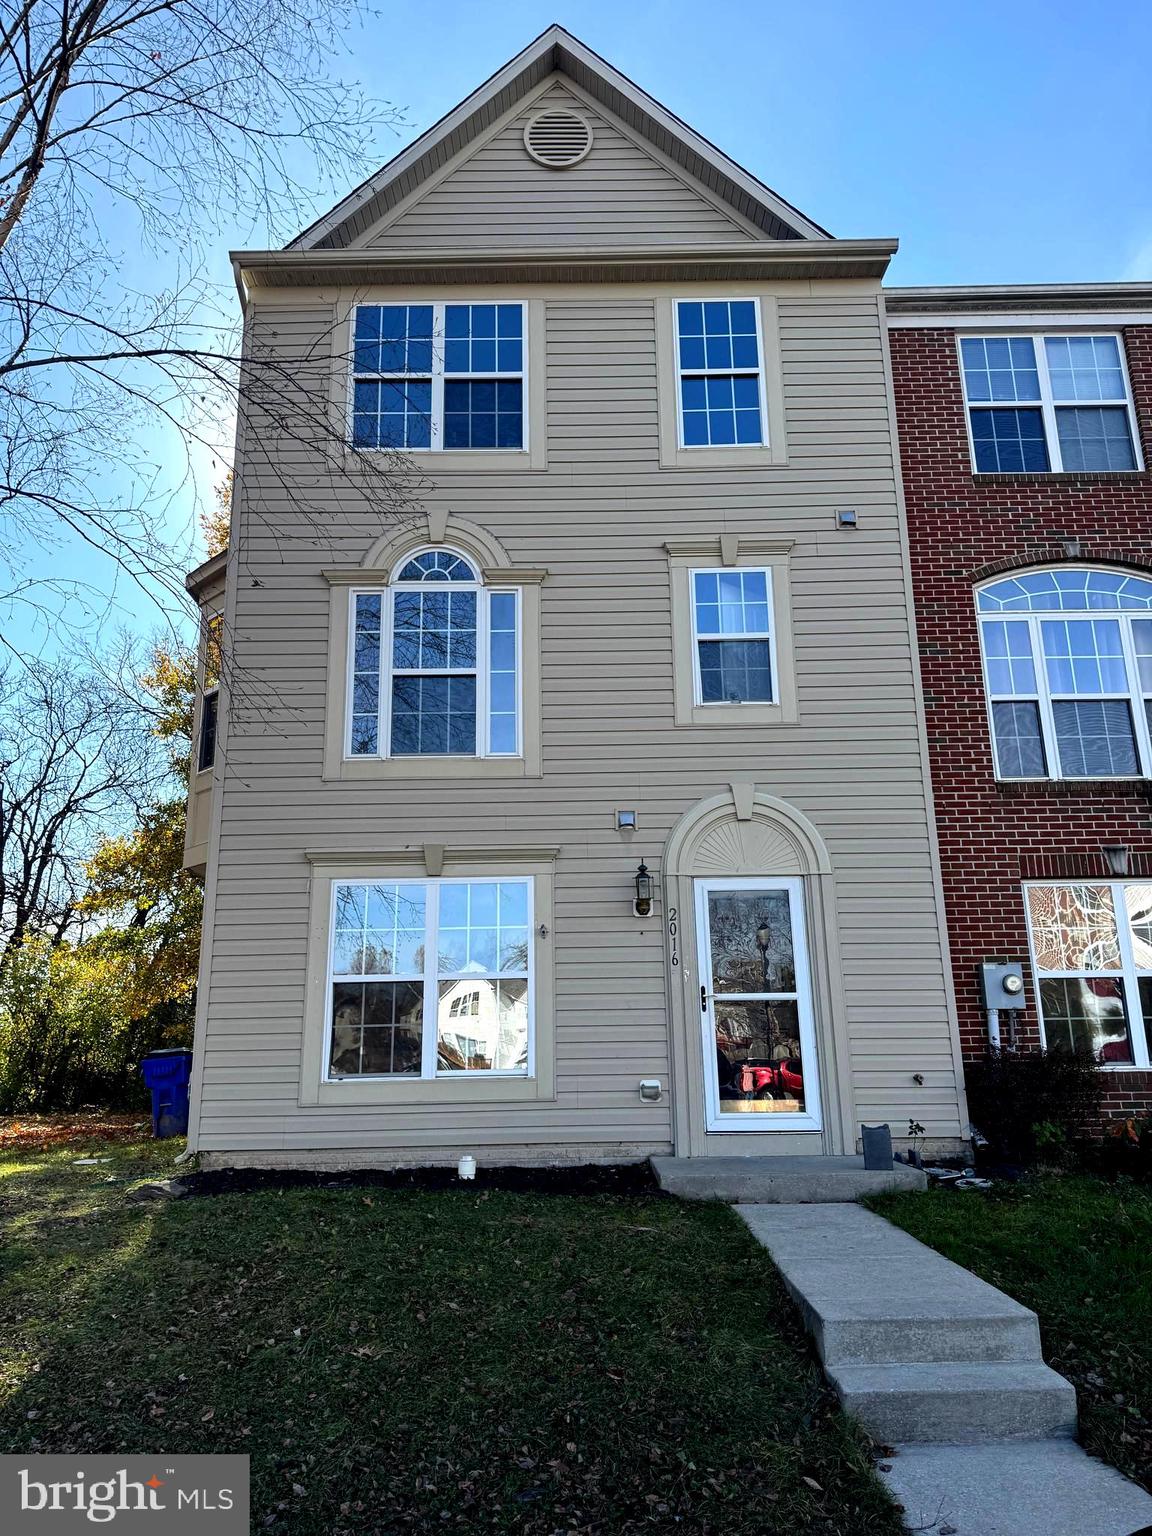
524 109 593 168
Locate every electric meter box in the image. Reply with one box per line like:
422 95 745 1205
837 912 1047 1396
978 960 1027 1011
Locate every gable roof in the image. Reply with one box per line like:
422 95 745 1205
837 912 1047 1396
289 24 830 252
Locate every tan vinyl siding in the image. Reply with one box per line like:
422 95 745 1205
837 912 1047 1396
196 280 963 1158
366 84 756 251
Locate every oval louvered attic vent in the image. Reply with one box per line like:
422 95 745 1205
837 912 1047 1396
523 109 593 168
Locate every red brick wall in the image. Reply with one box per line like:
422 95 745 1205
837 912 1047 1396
890 320 1152 1122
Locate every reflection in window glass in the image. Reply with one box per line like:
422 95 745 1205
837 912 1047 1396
978 571 1152 781
961 333 1137 473
692 569 773 705
1026 884 1120 972
1037 977 1132 1062
676 300 763 447
328 879 532 1079
350 557 522 762
703 885 809 1118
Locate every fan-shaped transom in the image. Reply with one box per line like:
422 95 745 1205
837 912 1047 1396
395 550 478 584
978 568 1152 613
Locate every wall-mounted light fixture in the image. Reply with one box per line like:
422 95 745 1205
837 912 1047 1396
616 809 637 831
633 861 653 918
1103 844 1130 876
836 509 858 529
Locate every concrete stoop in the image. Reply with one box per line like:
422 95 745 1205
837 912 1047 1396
651 1154 926 1203
736 1203 1152 1535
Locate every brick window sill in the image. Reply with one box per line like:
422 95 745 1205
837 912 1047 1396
972 472 1148 487
996 778 1152 799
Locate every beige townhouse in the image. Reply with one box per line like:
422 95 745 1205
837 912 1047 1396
182 25 967 1169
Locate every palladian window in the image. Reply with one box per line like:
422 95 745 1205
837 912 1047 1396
977 568 1152 780
349 549 520 760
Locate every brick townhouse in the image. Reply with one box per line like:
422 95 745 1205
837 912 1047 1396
888 283 1152 1122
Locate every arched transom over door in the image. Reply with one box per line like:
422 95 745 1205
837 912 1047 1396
663 786 853 1159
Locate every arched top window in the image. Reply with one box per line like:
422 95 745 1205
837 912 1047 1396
395 549 479 584
976 567 1152 781
349 549 519 760
978 569 1152 613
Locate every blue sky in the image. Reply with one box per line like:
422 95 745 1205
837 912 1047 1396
10 0 1151 655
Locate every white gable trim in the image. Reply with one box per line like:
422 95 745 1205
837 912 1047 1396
290 25 827 251
348 70 762 252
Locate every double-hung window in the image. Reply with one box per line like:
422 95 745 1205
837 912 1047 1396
675 300 765 447
960 333 1140 473
327 877 533 1079
349 549 520 759
977 568 1152 780
351 302 525 450
1024 882 1152 1067
691 568 775 704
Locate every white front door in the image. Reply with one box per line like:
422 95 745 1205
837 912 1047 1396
694 877 822 1133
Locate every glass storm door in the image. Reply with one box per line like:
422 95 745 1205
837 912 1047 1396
695 878 822 1133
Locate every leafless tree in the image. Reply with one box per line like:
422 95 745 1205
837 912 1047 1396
0 0 414 648
0 656 162 969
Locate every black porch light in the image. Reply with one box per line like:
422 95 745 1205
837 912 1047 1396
633 861 653 918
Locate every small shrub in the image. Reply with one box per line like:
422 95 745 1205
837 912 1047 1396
966 1048 1103 1168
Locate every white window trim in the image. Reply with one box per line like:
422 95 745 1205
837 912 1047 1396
976 571 1152 782
346 299 534 458
300 851 557 1109
689 566 779 708
654 295 787 470
673 296 772 452
695 876 823 1133
323 875 535 1084
346 554 523 763
957 331 1144 474
1023 880 1152 1070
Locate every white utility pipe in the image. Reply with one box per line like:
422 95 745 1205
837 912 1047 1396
986 1008 1001 1049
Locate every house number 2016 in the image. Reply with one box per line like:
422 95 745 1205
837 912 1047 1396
668 907 679 967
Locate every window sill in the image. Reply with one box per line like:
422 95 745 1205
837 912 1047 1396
972 471 1147 485
675 700 798 728
350 446 546 473
996 777 1152 796
330 756 535 781
310 1075 551 1108
661 443 787 471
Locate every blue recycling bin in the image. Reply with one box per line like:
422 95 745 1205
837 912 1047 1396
140 1049 193 1138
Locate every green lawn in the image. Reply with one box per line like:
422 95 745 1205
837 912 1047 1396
869 1175 1152 1492
0 1141 902 1535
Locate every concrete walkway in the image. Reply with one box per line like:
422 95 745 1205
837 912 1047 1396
736 1202 1152 1536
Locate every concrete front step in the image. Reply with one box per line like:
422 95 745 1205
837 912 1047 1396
738 1203 1042 1366
829 1360 1078 1444
651 1154 926 1203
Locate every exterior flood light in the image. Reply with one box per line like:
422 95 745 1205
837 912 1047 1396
633 861 653 917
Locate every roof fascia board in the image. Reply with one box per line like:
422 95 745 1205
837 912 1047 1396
344 72 561 251
886 282 1152 310
289 29 560 251
232 238 897 295
536 72 765 242
888 310 1152 329
291 24 828 252
549 32 828 240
